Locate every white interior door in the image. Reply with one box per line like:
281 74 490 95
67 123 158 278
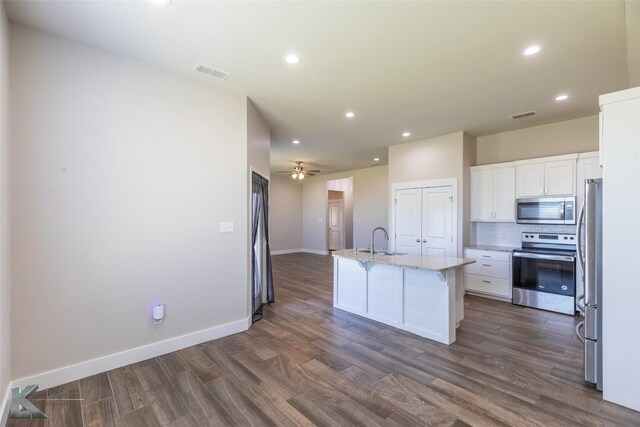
394 188 421 254
328 200 344 250
421 186 454 257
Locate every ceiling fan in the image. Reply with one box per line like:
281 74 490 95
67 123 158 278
275 161 321 181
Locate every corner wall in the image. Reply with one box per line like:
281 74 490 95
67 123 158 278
388 131 474 256
269 175 303 253
0 2 11 422
9 24 251 385
302 166 388 253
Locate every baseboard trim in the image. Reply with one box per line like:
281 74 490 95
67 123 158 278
271 248 330 256
9 316 251 392
465 290 512 303
301 249 329 256
0 384 10 427
271 248 304 255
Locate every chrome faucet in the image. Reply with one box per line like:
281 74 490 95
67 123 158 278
371 227 389 254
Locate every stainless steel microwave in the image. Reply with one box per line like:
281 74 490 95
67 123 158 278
515 197 576 225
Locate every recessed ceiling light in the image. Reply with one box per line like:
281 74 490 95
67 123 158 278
555 94 569 101
373 157 380 162
523 45 542 56
402 132 411 137
148 0 171 6
292 139 300 144
345 111 355 118
285 53 301 65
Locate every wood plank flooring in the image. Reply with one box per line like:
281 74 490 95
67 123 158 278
8 252 640 426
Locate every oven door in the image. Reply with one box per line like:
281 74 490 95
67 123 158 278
512 251 576 296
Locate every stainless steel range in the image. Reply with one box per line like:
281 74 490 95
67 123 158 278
512 232 577 315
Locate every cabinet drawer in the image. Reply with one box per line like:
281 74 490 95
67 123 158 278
464 249 511 262
465 260 510 279
465 274 511 297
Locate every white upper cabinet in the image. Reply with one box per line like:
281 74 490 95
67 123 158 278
515 155 576 198
576 151 603 211
470 164 515 222
516 163 545 198
545 160 575 195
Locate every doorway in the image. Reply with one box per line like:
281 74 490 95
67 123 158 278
328 192 345 250
326 177 354 252
251 171 274 322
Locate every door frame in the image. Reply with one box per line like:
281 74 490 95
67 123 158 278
328 198 345 251
390 178 458 256
249 167 269 320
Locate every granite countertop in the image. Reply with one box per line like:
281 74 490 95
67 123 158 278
465 245 520 253
332 249 475 272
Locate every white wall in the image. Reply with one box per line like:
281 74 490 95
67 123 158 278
302 166 388 253
247 99 270 179
269 175 303 252
476 115 599 165
601 87 640 411
9 25 253 382
0 2 11 418
388 131 476 256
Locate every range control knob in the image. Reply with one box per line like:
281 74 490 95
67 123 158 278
570 237 574 240
564 236 568 240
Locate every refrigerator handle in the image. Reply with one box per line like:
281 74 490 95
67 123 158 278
576 200 586 281
575 321 585 344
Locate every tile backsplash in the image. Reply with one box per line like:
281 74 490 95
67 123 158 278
474 222 577 247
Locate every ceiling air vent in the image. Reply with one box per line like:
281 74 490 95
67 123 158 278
193 63 231 80
509 110 537 119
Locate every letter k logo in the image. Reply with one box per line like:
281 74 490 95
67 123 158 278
10 385 47 419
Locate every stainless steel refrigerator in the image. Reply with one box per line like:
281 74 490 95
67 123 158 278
576 178 603 390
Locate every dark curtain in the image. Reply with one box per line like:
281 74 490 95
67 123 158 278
252 172 275 323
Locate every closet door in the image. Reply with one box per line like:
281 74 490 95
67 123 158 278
421 186 454 257
394 188 421 254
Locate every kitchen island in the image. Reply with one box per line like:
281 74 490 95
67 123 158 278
332 249 475 344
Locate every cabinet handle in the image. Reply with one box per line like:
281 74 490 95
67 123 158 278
416 239 420 243
422 239 427 243
539 186 543 194
482 264 491 267
482 280 491 283
545 186 549 194
482 255 491 258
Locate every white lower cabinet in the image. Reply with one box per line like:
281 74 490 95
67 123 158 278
464 248 512 300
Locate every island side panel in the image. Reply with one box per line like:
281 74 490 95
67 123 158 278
367 262 404 325
403 268 456 344
334 257 367 315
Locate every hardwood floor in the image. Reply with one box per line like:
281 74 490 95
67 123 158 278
9 253 640 426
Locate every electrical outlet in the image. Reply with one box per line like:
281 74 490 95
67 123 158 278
220 222 234 233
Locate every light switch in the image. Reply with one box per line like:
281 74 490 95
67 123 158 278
220 222 234 233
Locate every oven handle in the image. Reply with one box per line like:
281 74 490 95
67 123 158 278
512 251 575 262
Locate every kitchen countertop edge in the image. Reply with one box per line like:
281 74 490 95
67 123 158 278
465 245 520 253
332 249 475 272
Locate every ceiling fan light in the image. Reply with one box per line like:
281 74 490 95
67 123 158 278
298 172 305 180
291 172 297 179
